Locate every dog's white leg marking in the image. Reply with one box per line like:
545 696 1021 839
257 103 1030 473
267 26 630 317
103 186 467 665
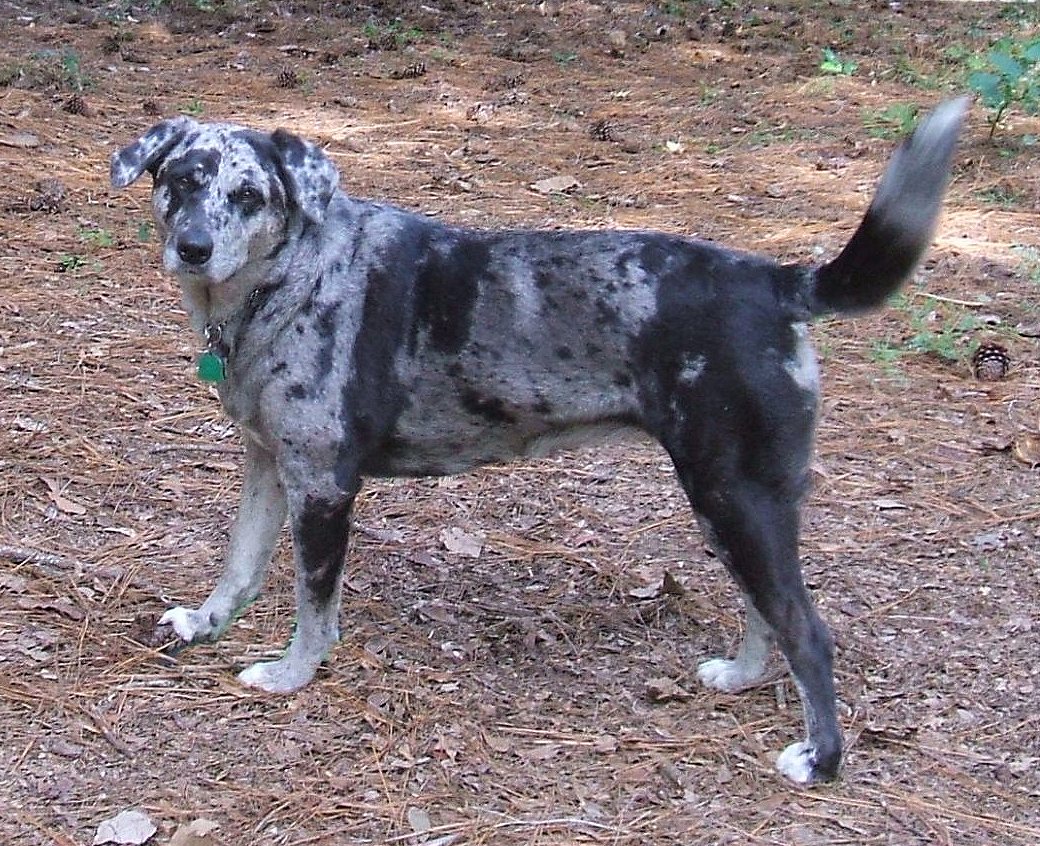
237 491 352 693
698 593 773 692
784 323 819 394
776 740 817 784
160 439 287 644
237 581 343 693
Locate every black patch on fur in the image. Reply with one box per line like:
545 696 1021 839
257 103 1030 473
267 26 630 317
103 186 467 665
412 236 486 354
296 495 353 603
162 148 221 221
555 345 573 360
286 384 308 400
313 301 341 383
460 388 515 424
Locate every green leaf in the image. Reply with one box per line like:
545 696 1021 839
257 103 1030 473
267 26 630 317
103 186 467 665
968 71 1005 107
989 49 1024 80
1023 39 1040 63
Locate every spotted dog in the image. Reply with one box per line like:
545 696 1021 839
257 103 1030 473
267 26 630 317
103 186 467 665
110 98 967 785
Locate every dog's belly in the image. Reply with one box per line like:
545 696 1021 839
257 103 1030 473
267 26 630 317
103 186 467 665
361 417 641 478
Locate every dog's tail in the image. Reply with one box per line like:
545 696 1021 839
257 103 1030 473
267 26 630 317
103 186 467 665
804 96 969 317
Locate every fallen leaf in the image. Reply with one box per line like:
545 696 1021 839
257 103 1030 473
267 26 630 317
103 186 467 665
93 809 157 845
645 676 692 703
530 174 580 195
1012 434 1040 468
440 527 483 558
872 498 909 511
41 476 88 516
169 819 220 846
407 806 432 836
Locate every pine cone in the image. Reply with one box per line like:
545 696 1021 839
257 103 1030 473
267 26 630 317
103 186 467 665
972 341 1011 381
590 119 617 141
276 66 300 89
62 94 90 116
29 178 67 213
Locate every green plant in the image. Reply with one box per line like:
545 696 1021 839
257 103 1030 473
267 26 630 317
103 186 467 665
863 103 920 140
904 299 981 362
968 36 1040 138
553 50 579 65
58 254 87 272
819 47 857 76
180 97 204 116
79 227 115 248
61 49 87 91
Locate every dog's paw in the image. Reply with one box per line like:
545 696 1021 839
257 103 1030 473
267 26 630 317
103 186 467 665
776 741 820 785
237 658 317 694
697 657 761 693
158 606 220 645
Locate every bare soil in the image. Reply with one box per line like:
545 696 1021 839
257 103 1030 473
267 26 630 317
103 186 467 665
1 1 1038 844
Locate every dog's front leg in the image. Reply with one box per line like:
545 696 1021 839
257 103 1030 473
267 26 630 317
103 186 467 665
159 437 287 647
237 489 354 693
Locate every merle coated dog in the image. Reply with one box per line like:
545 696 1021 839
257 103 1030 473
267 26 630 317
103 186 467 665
110 97 967 784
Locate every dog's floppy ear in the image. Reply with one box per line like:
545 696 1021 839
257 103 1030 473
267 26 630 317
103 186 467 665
110 117 196 188
270 128 339 225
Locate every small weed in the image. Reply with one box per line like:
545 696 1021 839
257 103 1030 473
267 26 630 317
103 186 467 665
863 103 920 140
79 227 115 249
58 254 87 273
904 298 981 363
968 36 1040 138
819 47 857 76
61 49 88 91
974 184 1026 207
875 293 983 367
553 50 579 66
136 221 154 243
1013 245 1040 283
364 18 423 50
179 98 205 116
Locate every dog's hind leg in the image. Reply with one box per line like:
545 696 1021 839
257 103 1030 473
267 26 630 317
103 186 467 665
668 449 841 785
160 437 287 647
237 487 355 693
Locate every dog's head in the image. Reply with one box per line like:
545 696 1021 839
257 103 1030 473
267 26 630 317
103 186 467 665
111 117 339 286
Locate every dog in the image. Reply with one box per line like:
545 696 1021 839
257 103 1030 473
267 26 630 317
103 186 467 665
110 97 967 784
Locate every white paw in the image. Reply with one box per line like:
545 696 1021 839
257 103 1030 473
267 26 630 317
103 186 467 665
697 657 759 693
776 741 816 785
159 606 215 643
238 657 317 694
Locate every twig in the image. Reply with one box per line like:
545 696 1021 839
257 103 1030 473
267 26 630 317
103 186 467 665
910 291 987 308
0 543 89 573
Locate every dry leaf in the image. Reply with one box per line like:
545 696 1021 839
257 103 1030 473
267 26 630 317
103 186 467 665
93 809 157 845
407 806 432 836
530 174 580 195
645 676 692 703
440 527 483 558
169 819 220 846
1012 434 1040 468
41 476 88 516
872 498 909 511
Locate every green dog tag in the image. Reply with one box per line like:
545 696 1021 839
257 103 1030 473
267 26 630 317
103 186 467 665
197 351 226 383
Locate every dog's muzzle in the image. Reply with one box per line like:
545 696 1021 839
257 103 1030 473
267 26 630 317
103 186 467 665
176 228 214 267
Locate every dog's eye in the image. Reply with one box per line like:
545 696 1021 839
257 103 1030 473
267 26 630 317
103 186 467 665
232 185 264 210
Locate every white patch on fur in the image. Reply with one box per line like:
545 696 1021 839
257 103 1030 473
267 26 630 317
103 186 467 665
677 353 706 386
697 595 773 692
784 323 819 393
159 606 208 642
238 657 318 693
776 740 817 784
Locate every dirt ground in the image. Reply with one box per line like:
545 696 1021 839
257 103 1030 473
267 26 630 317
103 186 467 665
1 1 1038 844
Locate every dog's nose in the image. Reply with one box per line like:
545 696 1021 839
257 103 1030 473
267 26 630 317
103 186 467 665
176 231 213 266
